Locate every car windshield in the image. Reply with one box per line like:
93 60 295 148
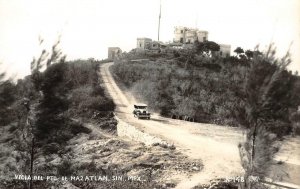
136 106 147 109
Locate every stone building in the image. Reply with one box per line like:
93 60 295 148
136 38 166 51
173 26 208 44
134 26 230 56
173 26 230 56
136 38 152 50
108 47 122 59
197 30 208 42
218 44 231 57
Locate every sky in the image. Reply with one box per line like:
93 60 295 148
0 0 299 78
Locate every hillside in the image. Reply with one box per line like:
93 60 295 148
0 57 205 189
110 43 300 188
1 42 300 188
111 44 300 136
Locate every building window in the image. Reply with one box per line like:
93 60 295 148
181 30 183 33
180 37 183 43
140 43 142 47
203 37 206 41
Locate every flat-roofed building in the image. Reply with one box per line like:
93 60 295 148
173 26 208 44
136 38 152 49
197 30 208 42
108 47 122 59
219 44 231 57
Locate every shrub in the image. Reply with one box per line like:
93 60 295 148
78 161 102 174
65 60 99 89
57 159 75 176
80 96 115 112
43 143 60 155
70 86 115 113
70 86 93 106
91 85 105 96
8 123 18 133
0 80 17 125
69 121 91 135
291 111 300 136
111 59 245 125
112 46 300 132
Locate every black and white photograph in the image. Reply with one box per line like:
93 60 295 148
0 0 299 188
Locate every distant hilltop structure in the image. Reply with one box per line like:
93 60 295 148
173 26 231 57
108 47 122 59
136 38 166 52
136 38 152 50
219 44 231 57
135 26 231 57
173 26 208 44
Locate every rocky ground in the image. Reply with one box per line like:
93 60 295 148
0 119 205 189
66 121 204 188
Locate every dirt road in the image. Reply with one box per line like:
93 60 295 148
101 63 243 188
99 62 246 188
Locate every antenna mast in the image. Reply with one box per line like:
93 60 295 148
158 0 161 41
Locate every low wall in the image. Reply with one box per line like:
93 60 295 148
115 116 172 147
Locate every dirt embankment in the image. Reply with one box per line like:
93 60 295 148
68 121 204 188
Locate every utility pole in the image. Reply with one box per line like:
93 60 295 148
158 0 161 41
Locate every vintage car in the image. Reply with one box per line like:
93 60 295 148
133 104 150 119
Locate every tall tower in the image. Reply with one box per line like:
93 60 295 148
157 0 161 41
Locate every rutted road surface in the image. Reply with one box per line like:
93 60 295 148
99 62 300 188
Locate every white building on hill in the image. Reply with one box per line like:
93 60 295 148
218 44 231 57
136 38 152 50
136 37 166 52
135 26 231 56
173 26 208 44
108 47 122 59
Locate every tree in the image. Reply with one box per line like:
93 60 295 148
239 54 247 60
194 40 220 55
245 50 254 59
234 47 244 57
35 63 69 140
206 41 220 52
31 37 68 141
0 65 17 125
28 37 66 189
0 65 5 83
253 50 262 57
238 45 294 189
